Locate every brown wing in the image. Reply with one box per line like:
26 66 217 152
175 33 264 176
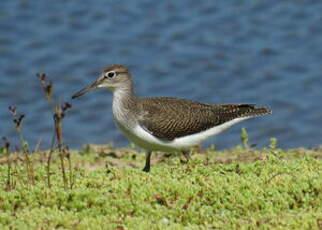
138 97 271 141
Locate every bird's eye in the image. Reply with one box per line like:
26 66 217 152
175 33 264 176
105 71 116 78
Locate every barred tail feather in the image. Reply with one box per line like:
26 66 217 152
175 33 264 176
239 104 272 118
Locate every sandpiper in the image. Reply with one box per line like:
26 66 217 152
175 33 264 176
72 64 271 172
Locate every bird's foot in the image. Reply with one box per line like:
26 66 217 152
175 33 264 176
180 150 191 164
142 166 150 173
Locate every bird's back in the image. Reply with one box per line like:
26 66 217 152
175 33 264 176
137 97 271 141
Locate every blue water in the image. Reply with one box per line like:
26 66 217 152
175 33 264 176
1 0 322 150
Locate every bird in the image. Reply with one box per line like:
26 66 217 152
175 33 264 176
72 64 271 172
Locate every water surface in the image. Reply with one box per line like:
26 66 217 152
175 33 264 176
1 0 322 149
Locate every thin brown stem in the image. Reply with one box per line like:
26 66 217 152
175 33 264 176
2 138 13 190
37 73 72 190
9 106 35 185
46 133 56 188
21 139 35 185
65 147 74 189
54 106 67 189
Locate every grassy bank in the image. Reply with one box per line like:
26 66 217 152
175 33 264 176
0 145 321 230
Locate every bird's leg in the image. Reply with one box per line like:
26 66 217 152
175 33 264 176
181 150 191 163
142 151 152 172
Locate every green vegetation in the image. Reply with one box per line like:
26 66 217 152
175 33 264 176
0 145 321 230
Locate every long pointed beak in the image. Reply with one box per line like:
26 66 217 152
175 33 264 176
72 80 100 99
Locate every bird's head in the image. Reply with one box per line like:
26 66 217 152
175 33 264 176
72 64 131 99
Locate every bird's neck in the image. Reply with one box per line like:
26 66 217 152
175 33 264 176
112 84 137 127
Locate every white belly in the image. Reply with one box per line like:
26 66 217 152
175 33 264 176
116 117 250 152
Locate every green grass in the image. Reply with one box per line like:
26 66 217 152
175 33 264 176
0 146 321 230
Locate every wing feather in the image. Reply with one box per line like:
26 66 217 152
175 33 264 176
137 97 271 141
